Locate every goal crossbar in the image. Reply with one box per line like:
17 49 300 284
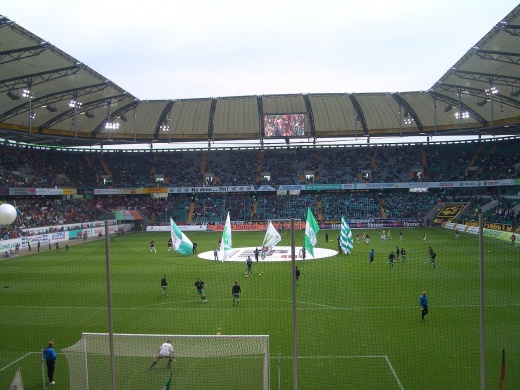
63 333 270 389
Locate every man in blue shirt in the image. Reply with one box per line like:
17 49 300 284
369 249 374 265
43 341 57 385
420 291 429 322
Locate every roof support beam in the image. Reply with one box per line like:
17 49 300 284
435 83 520 110
0 83 111 122
347 94 368 136
153 100 175 140
303 94 316 139
391 93 424 132
429 91 487 125
450 69 520 86
0 44 51 65
0 65 82 93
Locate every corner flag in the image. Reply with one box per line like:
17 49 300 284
220 212 233 262
340 216 354 254
10 367 23 390
162 371 172 390
304 207 320 257
170 218 193 256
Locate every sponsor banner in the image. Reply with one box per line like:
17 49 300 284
9 188 37 195
147 225 207 232
320 218 422 229
93 188 140 195
444 222 456 229
0 238 20 252
357 183 399 189
2 178 515 199
439 182 455 187
69 229 88 240
305 184 342 190
467 226 480 234
35 188 63 195
22 220 111 236
94 188 120 195
207 222 304 232
278 185 306 191
168 186 255 193
461 220 479 228
483 179 512 186
51 232 67 241
257 185 276 192
455 224 467 231
458 181 482 187
142 187 168 194
482 222 515 232
460 219 514 232
482 228 514 243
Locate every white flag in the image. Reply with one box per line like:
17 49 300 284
261 221 282 258
10 367 23 390
219 212 233 262
304 207 320 257
340 216 354 254
170 218 193 256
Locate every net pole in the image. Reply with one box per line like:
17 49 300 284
105 220 117 390
478 213 485 390
40 349 46 390
291 218 298 390
278 353 281 390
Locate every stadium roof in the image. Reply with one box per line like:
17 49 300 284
0 5 520 148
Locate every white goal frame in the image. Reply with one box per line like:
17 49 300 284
63 333 270 390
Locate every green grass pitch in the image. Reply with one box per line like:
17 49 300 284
0 227 518 389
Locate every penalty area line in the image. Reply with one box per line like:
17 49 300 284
0 351 36 372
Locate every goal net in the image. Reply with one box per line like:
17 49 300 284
63 333 270 390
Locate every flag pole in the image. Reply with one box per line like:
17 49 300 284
290 218 298 390
479 212 485 390
105 220 117 390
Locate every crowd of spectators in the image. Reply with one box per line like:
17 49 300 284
1 190 517 240
1 139 519 239
1 139 519 189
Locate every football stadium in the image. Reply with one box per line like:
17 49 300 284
1 3 520 389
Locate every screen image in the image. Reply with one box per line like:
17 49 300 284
263 113 305 137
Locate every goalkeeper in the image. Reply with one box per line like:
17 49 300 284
150 339 175 369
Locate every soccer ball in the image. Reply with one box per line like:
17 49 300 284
0 203 17 225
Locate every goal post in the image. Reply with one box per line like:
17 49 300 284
63 333 270 389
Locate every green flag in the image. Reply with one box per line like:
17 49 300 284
219 212 233 262
261 220 282 257
304 207 320 257
170 218 193 256
340 216 354 254
162 371 172 390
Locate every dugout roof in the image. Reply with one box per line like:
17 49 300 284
0 5 520 148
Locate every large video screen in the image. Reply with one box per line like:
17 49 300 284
263 113 305 137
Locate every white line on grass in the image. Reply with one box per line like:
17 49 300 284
276 355 405 390
385 355 405 390
0 352 34 372
1 302 518 312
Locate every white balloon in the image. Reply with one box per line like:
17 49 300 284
0 203 17 225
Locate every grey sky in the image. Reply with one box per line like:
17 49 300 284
2 0 518 100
